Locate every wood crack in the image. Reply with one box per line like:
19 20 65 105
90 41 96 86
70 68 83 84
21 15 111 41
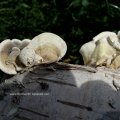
15 115 31 120
19 107 49 118
36 77 76 87
54 62 97 73
57 99 92 111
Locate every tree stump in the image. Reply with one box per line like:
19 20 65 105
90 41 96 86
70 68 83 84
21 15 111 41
0 62 120 120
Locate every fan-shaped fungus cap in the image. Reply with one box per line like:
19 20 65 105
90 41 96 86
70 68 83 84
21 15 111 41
30 32 67 59
19 32 67 66
107 35 120 50
11 39 22 48
0 39 22 75
93 31 117 43
12 39 31 49
19 47 44 67
90 37 116 67
21 39 31 49
18 47 37 67
79 41 96 65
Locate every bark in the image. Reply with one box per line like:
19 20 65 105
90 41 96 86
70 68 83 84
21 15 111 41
0 62 120 120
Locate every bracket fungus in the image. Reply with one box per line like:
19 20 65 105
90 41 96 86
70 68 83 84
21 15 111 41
11 39 31 50
90 38 116 67
79 41 96 65
5 47 21 71
107 35 120 50
110 55 120 69
11 39 21 48
19 32 67 67
0 40 22 74
20 39 31 49
0 39 31 75
19 47 41 67
92 31 117 43
80 31 120 68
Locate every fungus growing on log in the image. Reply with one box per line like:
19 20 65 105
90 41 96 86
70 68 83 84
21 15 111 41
79 41 96 65
11 39 31 50
79 31 120 68
90 38 116 67
0 39 31 75
92 31 117 43
19 32 67 67
0 40 22 74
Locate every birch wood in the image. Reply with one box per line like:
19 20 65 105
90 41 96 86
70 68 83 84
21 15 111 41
0 62 120 120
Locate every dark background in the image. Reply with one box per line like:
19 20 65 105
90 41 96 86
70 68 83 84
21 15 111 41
0 0 119 64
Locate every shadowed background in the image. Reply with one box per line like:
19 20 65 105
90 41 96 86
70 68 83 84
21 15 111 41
0 0 119 64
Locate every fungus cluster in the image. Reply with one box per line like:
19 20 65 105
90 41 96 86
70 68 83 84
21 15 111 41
79 31 120 69
19 32 67 67
0 32 67 75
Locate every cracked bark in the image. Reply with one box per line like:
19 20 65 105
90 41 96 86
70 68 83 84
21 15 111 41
0 62 120 120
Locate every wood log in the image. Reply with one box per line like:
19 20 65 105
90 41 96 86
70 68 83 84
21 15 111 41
0 62 120 120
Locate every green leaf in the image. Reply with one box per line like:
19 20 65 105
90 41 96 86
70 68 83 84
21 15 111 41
21 3 30 8
82 0 89 7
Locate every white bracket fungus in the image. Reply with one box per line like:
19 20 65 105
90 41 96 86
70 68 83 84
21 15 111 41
0 39 31 75
79 41 96 65
18 47 43 67
110 55 120 69
5 47 21 71
19 32 67 67
0 40 21 74
107 35 120 51
11 39 31 50
92 31 117 43
80 31 119 68
90 38 116 67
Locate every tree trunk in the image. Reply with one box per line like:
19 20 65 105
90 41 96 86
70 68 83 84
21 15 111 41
0 62 120 120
